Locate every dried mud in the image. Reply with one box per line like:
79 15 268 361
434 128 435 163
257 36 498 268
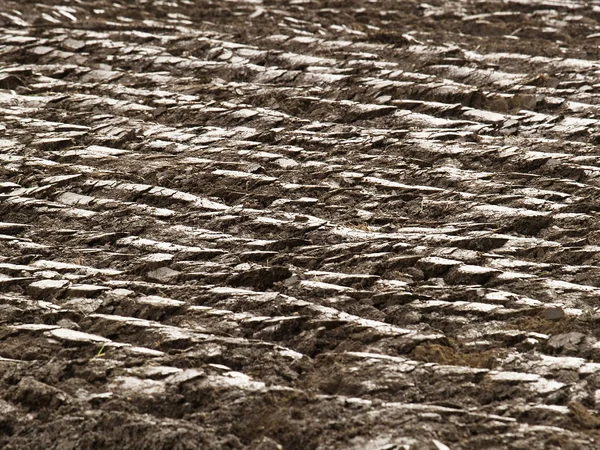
3 0 600 448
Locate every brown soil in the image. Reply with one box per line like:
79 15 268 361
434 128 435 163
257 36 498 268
3 0 600 448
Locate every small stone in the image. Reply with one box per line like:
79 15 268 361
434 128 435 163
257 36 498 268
543 307 565 321
546 332 587 356
27 279 69 298
139 253 174 270
62 38 86 51
146 267 181 283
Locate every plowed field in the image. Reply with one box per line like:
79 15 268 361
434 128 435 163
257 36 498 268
2 0 600 449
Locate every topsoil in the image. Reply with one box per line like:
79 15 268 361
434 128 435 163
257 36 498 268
2 0 600 449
